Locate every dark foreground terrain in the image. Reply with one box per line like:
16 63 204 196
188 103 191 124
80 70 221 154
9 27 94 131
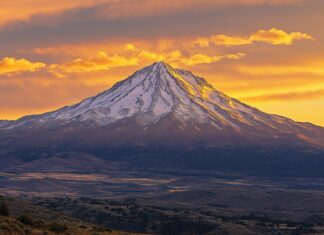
33 190 324 235
2 189 324 235
2 170 324 234
2 141 324 234
0 195 134 235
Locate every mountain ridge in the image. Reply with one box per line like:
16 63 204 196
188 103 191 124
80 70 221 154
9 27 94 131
0 61 324 148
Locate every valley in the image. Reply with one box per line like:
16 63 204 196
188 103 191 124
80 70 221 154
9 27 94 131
2 172 324 234
1 62 324 234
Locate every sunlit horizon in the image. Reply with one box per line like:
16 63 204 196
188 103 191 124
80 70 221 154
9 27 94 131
1 0 324 126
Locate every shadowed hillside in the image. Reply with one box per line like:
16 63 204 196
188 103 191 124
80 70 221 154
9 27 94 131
0 195 135 235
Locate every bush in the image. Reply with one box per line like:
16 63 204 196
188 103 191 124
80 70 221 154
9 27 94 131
0 218 24 234
0 221 10 230
0 201 9 216
17 214 33 226
49 222 68 233
33 219 45 227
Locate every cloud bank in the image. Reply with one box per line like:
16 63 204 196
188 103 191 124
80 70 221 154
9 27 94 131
195 28 313 47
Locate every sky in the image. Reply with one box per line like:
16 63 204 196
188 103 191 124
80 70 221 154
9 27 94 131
0 0 323 126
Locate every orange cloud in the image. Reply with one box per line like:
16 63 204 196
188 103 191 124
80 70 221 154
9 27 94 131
43 43 246 77
185 54 223 66
0 0 109 25
121 44 246 66
195 37 210 48
0 57 46 76
0 0 302 26
237 63 324 76
184 52 245 66
49 52 138 77
124 43 137 52
211 35 251 46
197 28 313 47
138 50 165 61
250 28 313 45
243 89 324 102
226 52 246 60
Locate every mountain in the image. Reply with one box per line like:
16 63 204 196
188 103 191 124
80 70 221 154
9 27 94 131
1 61 323 148
1 61 324 177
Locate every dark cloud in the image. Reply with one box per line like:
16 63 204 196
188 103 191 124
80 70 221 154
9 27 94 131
0 0 319 55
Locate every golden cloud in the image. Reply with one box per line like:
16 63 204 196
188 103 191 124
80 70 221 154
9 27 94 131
43 43 247 78
226 52 246 60
194 37 210 48
237 63 324 76
52 44 247 74
138 50 165 61
172 51 244 66
0 57 46 76
250 28 313 45
185 54 223 66
124 43 137 52
119 43 245 66
49 52 138 77
211 35 251 46
184 52 246 66
243 89 324 102
198 28 313 47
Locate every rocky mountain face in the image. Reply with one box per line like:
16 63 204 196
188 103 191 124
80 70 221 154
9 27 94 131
1 62 324 177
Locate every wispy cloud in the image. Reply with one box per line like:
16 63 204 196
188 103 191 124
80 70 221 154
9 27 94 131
0 41 247 78
0 0 302 26
196 28 313 47
184 52 245 65
0 0 109 25
237 63 324 76
94 0 302 21
243 89 324 102
48 52 138 77
125 44 246 66
46 45 246 77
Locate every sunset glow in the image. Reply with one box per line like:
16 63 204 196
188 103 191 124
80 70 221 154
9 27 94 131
0 0 323 126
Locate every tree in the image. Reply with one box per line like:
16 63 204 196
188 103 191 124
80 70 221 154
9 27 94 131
0 201 9 216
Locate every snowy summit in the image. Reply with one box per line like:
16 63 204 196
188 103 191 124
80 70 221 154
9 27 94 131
1 61 323 147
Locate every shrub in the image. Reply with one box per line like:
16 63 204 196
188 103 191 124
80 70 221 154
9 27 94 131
24 228 32 234
33 219 45 227
49 222 68 233
0 201 9 216
17 214 33 226
0 221 10 230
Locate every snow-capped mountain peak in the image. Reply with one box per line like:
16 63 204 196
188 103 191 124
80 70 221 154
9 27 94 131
1 61 324 147
7 61 251 128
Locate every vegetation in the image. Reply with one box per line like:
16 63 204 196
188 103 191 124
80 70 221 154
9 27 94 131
48 222 68 233
0 196 134 235
0 202 9 217
17 214 33 225
2 191 324 234
35 196 324 235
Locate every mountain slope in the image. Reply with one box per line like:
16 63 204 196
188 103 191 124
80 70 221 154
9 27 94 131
0 61 323 148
